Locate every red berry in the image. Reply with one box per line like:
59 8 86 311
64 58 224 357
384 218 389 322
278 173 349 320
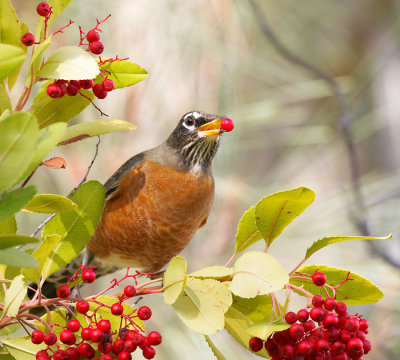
31 330 44 344
97 319 111 333
284 311 297 324
67 319 81 332
124 285 136 298
249 337 263 352
147 331 162 346
324 297 336 311
323 313 339 328
335 301 347 314
124 338 137 352
289 323 304 340
81 327 92 340
129 331 145 346
90 328 104 343
137 306 152 321
303 319 316 332
100 355 113 360
92 83 107 99
65 347 79 360
56 284 70 298
363 339 371 354
312 295 325 307
355 330 366 341
76 299 90 314
113 339 125 355
316 338 330 352
340 330 352 343
359 318 369 331
43 332 57 346
310 307 325 322
331 340 345 355
60 329 76 345
52 350 65 360
344 318 359 332
111 302 124 315
280 344 294 359
98 341 113 354
346 337 364 357
21 33 35 46
325 327 339 342
86 30 100 43
143 347 156 359
265 337 279 356
297 340 312 355
37 2 51 17
82 269 96 283
102 78 115 92
334 354 349 360
312 271 327 286
89 41 104 55
66 84 79 96
77 343 95 358
117 350 132 360
220 118 234 132
46 84 62 98
36 350 50 360
80 79 94 89
297 309 309 323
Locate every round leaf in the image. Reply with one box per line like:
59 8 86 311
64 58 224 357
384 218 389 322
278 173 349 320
230 251 289 298
163 256 187 305
38 46 100 80
290 264 384 304
3 275 27 317
235 205 262 254
24 194 77 213
0 44 25 82
3 336 43 360
247 320 290 341
190 265 233 280
231 294 273 323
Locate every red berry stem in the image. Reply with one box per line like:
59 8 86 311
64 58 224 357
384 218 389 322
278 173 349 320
77 14 111 46
51 20 75 37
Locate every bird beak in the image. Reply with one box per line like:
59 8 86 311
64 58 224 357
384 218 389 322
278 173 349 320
196 118 224 137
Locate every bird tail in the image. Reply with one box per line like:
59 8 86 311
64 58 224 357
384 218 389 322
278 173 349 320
28 250 119 299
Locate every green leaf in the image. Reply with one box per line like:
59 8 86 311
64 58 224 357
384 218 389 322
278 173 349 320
24 36 52 87
173 278 231 335
21 234 61 282
255 187 315 248
0 83 11 114
163 256 187 305
31 82 93 128
0 235 38 249
304 234 392 261
247 319 290 341
0 215 16 235
41 181 105 278
3 275 27 317
0 186 37 222
0 247 38 268
231 294 273 323
24 194 77 213
230 251 289 298
0 112 39 193
0 323 19 337
290 264 384 304
7 21 28 90
0 0 21 47
34 307 67 334
0 44 25 83
59 119 137 144
224 305 269 358
38 46 100 80
204 335 227 360
190 266 233 280
2 336 43 360
17 122 67 183
235 206 262 254
35 0 72 40
97 60 148 89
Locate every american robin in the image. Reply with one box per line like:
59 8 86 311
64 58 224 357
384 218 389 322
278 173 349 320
43 111 233 295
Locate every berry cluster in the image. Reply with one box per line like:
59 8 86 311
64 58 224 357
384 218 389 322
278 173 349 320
32 268 161 359
249 270 372 359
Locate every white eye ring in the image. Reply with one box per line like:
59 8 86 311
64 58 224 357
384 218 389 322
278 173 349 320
183 116 196 130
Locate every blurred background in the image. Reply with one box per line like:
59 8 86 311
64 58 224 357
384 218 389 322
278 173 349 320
11 0 400 358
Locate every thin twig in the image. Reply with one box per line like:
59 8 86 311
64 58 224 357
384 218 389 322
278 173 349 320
248 0 400 269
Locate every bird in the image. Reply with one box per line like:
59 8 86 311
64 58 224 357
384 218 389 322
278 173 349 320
41 110 233 296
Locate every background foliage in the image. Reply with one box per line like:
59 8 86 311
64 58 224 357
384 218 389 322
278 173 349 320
6 0 400 359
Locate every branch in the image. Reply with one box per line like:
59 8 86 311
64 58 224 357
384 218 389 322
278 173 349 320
248 0 400 269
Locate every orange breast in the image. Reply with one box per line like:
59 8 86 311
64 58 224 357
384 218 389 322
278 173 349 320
87 160 214 272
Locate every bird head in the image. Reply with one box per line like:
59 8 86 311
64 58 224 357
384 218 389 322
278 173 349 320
166 111 233 173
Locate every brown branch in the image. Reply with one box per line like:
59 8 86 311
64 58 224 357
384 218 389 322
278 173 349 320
248 0 400 269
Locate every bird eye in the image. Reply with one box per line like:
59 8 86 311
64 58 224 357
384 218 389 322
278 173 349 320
184 116 195 128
